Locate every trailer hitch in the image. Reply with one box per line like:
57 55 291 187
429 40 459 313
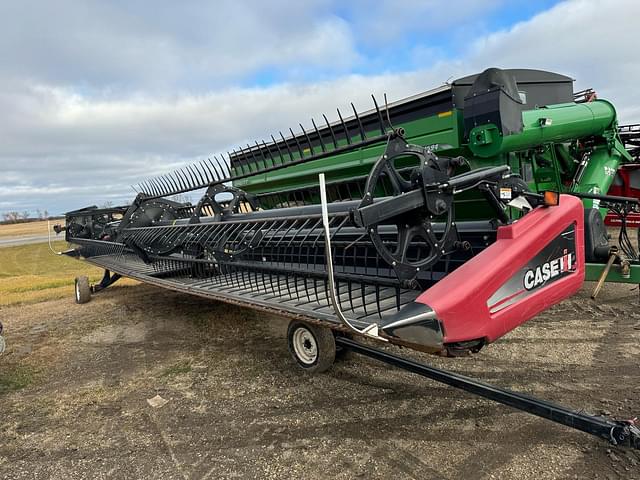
336 336 640 449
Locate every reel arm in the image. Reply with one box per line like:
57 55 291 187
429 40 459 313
352 137 512 283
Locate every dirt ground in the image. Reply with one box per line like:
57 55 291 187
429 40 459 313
0 277 639 480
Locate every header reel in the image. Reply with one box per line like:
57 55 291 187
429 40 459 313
66 135 532 289
353 136 511 283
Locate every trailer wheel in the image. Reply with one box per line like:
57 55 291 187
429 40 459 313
74 276 91 304
287 321 336 373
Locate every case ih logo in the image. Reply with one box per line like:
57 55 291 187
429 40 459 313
523 249 575 291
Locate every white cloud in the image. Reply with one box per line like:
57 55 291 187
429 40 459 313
468 0 640 120
1 0 639 215
0 0 358 91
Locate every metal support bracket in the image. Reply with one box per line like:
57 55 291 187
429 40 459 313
91 269 122 294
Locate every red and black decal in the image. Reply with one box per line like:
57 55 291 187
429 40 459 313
487 224 577 313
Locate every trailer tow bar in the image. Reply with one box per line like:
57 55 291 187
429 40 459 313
335 336 640 449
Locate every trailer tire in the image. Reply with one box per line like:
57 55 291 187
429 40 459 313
287 321 335 373
74 276 91 304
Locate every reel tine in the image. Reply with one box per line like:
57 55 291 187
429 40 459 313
312 277 319 304
194 161 208 185
371 94 386 135
195 162 209 185
152 176 167 196
187 164 202 188
323 114 338 149
254 142 269 170
165 172 181 194
221 153 232 176
156 177 168 196
348 280 354 312
232 149 246 175
153 178 165 196
337 108 351 145
201 158 215 183
324 278 331 307
361 283 368 316
139 181 150 195
157 175 171 196
384 93 394 130
289 127 304 159
239 145 253 174
302 276 310 302
259 140 274 168
161 173 177 194
351 102 367 141
279 131 295 162
147 179 160 196
311 118 326 153
175 168 189 191
210 156 224 180
137 180 149 195
176 168 189 190
167 170 182 192
293 273 301 301
299 123 314 156
285 271 293 300
247 142 267 171
270 135 285 166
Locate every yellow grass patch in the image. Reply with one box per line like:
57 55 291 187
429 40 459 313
0 220 52 238
0 241 137 306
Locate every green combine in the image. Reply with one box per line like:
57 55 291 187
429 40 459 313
229 68 637 285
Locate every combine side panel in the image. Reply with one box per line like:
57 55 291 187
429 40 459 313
416 195 585 345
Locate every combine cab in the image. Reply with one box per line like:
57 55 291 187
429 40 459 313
53 67 640 449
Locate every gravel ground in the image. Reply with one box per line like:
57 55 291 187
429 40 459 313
1 279 639 479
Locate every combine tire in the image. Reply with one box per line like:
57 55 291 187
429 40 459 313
74 276 91 304
287 321 336 373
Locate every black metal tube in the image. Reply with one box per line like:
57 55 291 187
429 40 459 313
336 337 639 448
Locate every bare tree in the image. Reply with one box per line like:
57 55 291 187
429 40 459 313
171 194 192 204
101 201 114 208
3 211 21 223
21 211 31 220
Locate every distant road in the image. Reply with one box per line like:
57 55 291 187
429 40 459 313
0 234 51 248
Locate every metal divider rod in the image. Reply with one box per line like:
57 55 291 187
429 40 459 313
319 173 386 341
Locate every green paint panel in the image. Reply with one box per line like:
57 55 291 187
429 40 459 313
585 263 640 284
235 111 463 193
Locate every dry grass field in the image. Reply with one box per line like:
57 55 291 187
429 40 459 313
0 221 52 239
0 241 136 306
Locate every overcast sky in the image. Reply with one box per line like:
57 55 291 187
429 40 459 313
1 0 639 216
